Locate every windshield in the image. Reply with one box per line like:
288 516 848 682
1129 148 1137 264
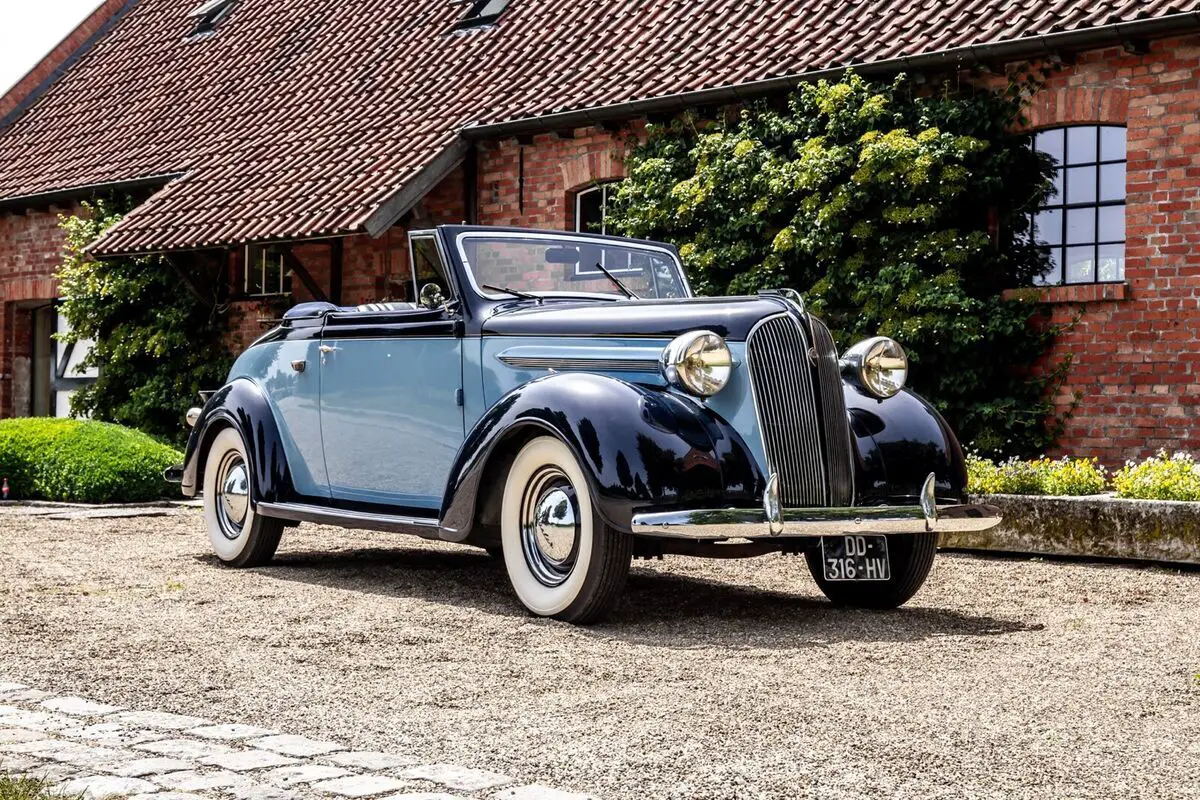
457 234 689 300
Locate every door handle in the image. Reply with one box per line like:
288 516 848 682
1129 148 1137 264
290 360 306 373
318 345 340 354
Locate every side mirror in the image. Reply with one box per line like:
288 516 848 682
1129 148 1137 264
419 282 446 310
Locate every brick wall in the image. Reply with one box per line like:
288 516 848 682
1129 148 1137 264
477 126 637 229
986 36 1200 463
0 206 72 417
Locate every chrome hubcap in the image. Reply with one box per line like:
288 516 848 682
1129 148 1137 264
216 453 249 540
520 467 581 587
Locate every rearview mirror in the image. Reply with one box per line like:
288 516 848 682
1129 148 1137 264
544 247 581 265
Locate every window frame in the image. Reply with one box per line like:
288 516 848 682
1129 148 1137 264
243 244 292 298
574 183 614 236
188 0 236 37
451 0 512 31
407 231 458 304
453 230 692 301
1030 124 1127 286
573 182 642 276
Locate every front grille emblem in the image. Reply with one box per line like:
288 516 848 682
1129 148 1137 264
807 346 819 365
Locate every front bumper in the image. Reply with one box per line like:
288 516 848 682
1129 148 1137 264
630 472 1001 540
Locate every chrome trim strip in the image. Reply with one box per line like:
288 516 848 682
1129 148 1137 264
498 355 661 372
256 502 441 536
630 501 1002 540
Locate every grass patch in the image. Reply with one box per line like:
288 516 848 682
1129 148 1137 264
0 773 83 800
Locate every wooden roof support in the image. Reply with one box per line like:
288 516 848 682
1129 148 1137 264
280 246 329 304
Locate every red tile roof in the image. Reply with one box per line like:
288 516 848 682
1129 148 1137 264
0 0 1197 255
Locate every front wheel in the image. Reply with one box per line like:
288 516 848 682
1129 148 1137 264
203 427 284 568
805 533 936 609
500 436 632 624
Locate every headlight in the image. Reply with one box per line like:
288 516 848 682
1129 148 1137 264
840 336 908 398
660 330 732 397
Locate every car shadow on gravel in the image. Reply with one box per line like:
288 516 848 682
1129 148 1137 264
234 547 1041 649
603 570 1043 649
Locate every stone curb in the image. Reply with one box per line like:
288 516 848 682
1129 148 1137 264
940 493 1200 565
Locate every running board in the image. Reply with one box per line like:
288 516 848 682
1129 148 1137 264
256 502 442 539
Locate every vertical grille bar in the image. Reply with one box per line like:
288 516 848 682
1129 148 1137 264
809 317 855 506
745 314 826 507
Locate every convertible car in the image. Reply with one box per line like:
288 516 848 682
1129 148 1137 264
174 225 1000 623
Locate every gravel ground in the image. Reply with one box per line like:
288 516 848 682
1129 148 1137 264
1 507 1198 799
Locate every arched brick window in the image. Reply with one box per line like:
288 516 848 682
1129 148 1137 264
574 182 621 235
1031 125 1126 285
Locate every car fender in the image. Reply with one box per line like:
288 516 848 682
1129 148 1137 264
180 378 293 504
439 372 765 541
844 386 968 504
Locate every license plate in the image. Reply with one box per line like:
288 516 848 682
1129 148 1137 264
820 535 891 581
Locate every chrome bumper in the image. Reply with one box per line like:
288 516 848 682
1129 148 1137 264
630 472 1001 540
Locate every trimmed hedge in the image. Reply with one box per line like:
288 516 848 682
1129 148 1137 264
0 418 183 503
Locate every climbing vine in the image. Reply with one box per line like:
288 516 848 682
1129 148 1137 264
56 196 233 445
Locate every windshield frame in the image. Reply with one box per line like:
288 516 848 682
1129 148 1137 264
453 230 693 301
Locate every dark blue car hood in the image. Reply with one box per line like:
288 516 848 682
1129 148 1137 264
480 295 792 341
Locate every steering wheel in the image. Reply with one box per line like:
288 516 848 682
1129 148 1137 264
419 282 446 310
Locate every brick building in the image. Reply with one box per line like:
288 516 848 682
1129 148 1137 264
0 0 1198 461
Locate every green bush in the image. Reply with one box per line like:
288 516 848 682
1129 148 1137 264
1112 451 1200 501
0 418 182 503
966 454 1107 496
607 71 1069 457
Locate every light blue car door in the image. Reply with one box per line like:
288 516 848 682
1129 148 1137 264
226 329 330 500
317 237 465 513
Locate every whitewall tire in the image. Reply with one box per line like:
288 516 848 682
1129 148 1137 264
203 427 284 568
500 436 632 623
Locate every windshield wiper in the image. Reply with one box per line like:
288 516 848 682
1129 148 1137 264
592 261 640 300
482 284 542 304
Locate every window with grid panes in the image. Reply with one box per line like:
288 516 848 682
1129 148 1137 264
1031 125 1126 285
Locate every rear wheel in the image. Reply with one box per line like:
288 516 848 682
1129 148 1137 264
805 533 936 609
203 428 284 568
500 436 632 623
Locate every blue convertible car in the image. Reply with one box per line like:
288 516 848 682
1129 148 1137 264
177 226 999 622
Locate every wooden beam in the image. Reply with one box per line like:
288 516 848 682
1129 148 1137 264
164 254 215 310
363 138 470 237
329 239 343 305
280 247 329 303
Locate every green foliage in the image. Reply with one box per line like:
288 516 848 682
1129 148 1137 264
966 454 1107 496
1112 451 1200 501
0 772 82 800
0 418 181 503
608 72 1066 456
56 196 232 445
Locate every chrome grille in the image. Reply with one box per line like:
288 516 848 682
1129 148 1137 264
809 317 855 506
745 314 826 506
